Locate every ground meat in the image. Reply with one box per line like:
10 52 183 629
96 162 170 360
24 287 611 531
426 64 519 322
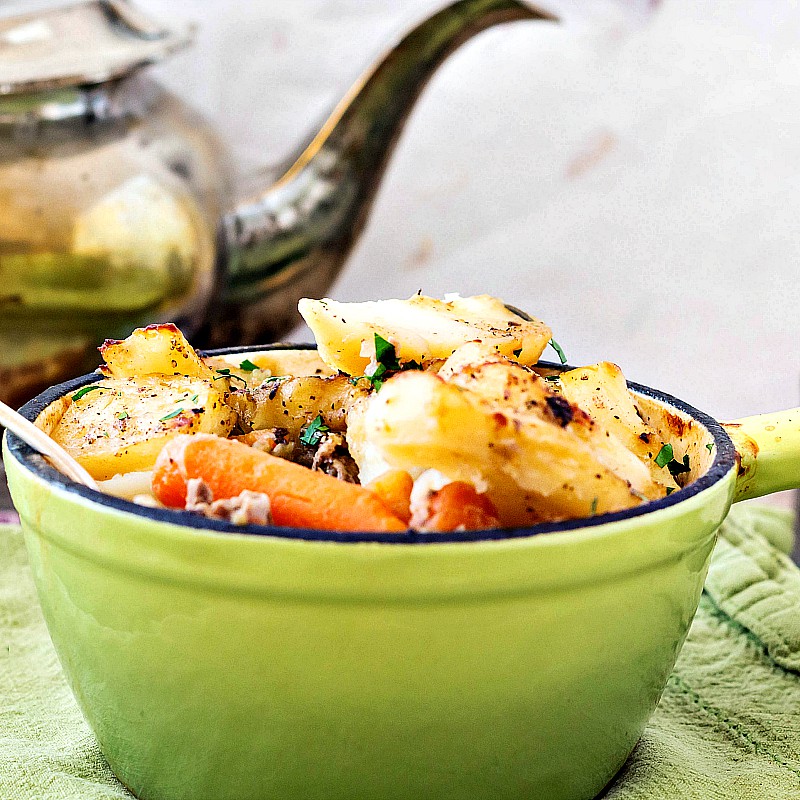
233 428 298 460
232 429 280 454
272 427 290 445
233 427 359 483
186 477 213 506
184 478 272 526
311 432 360 483
287 441 317 469
272 441 296 460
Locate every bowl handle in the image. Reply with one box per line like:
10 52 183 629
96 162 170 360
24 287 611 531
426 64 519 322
722 409 800 502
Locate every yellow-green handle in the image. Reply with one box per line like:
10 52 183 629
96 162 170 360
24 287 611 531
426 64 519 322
723 408 800 502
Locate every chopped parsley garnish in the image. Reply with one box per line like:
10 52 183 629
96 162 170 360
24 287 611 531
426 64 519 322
374 334 400 369
364 362 387 392
116 412 129 421
654 443 674 468
190 394 199 403
239 359 259 372
213 368 246 386
71 385 101 401
548 338 567 365
666 487 676 496
667 454 691 478
655 443 691 478
544 375 561 383
351 333 423 392
160 408 184 421
706 442 714 453
590 497 598 516
366 361 387 381
299 414 330 447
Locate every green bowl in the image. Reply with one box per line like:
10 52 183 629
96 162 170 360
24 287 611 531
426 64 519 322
3 354 739 800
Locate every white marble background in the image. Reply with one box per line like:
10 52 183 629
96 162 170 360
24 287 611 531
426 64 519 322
126 0 799 423
4 0 799 508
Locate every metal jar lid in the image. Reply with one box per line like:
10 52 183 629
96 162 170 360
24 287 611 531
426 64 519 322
0 0 192 95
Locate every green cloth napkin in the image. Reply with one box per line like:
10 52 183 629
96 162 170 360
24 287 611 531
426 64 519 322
2 506 800 799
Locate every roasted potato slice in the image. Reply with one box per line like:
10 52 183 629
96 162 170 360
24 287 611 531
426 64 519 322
439 345 660 498
355 369 648 525
97 470 155 501
345 395 396 485
99 324 213 380
558 362 679 493
205 350 335 380
298 293 552 376
50 376 235 479
229 375 370 437
34 395 71 435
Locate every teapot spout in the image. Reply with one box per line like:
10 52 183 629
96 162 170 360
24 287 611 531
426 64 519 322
212 0 557 346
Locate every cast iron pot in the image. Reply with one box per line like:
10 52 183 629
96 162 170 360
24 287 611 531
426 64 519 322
4 344 799 800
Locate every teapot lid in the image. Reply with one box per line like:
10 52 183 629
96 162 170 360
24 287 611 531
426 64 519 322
0 0 192 95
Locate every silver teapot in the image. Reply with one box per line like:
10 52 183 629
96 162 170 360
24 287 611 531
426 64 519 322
0 0 554 405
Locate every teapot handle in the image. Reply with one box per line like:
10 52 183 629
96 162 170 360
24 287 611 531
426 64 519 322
211 1 557 347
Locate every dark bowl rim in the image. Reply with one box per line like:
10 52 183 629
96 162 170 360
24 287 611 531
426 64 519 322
5 345 738 545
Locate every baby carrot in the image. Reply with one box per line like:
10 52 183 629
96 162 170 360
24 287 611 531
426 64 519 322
415 481 500 532
364 470 414 524
152 434 406 532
